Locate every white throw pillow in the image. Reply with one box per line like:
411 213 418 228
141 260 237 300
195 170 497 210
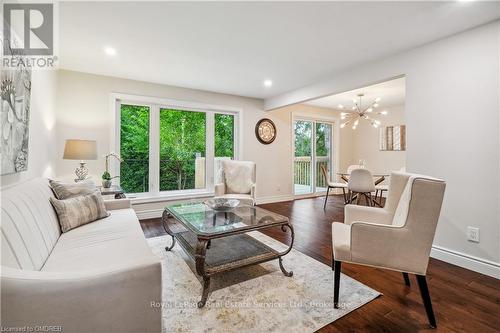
223 161 254 194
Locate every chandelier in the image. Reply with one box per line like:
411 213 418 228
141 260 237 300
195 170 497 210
339 94 388 130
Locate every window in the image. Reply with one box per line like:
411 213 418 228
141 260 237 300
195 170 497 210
159 109 206 191
120 104 150 193
214 113 235 184
115 96 239 199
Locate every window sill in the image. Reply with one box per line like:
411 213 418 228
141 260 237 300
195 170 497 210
127 190 215 205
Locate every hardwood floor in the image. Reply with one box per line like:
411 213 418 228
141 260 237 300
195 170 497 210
140 195 500 333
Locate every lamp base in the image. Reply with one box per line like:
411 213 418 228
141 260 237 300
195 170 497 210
75 162 89 182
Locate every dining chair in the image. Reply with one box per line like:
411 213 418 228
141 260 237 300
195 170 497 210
347 168 376 206
320 165 348 209
331 172 446 328
347 164 365 175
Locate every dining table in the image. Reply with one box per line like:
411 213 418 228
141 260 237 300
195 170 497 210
337 172 390 207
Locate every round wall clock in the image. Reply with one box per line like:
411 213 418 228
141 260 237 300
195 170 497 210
255 118 277 144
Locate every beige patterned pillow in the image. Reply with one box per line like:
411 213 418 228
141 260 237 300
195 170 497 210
50 191 109 233
49 179 97 199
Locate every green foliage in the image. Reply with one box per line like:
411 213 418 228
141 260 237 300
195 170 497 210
215 114 234 158
159 109 206 191
120 104 150 193
102 171 111 180
120 104 234 193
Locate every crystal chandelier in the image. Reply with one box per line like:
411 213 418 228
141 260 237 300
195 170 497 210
339 94 388 130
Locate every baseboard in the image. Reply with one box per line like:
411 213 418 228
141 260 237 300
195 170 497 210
430 245 500 279
255 195 294 205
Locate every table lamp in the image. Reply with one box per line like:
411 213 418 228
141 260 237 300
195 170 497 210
63 139 97 182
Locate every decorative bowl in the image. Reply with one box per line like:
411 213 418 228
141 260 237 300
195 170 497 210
204 198 240 212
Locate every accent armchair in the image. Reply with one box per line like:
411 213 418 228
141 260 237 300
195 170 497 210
215 160 256 205
332 172 446 328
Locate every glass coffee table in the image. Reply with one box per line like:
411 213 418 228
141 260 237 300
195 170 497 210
162 202 294 308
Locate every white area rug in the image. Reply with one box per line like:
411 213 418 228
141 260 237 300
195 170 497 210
148 232 380 333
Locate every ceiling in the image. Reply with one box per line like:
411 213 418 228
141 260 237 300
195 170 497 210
59 1 500 99
306 77 406 111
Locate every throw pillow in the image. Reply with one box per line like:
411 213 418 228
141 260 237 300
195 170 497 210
50 191 109 233
49 179 97 199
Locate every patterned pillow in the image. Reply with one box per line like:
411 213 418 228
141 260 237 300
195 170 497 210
49 191 109 233
49 179 97 199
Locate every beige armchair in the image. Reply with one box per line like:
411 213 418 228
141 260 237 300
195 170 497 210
215 160 256 205
332 172 446 328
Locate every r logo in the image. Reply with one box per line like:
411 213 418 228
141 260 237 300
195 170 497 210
3 3 53 56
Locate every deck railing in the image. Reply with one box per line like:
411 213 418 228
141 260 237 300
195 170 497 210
294 156 329 188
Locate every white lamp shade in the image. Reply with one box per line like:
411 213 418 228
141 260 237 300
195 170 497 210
63 139 97 160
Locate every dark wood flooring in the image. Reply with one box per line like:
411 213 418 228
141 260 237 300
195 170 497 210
140 195 500 333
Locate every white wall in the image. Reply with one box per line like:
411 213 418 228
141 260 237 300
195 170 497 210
349 104 406 175
1 70 58 188
266 21 500 277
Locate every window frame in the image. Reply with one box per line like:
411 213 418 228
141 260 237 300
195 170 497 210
110 93 241 203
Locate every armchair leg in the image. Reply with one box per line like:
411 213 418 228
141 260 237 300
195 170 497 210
416 275 437 328
402 272 411 286
324 187 330 210
333 260 342 309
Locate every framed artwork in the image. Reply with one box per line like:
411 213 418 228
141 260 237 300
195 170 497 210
380 125 406 151
1 39 32 175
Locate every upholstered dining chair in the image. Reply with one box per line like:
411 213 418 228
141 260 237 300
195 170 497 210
347 164 365 174
215 160 256 205
320 164 348 209
347 168 376 206
331 172 446 328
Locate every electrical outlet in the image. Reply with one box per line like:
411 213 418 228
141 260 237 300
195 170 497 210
467 227 480 243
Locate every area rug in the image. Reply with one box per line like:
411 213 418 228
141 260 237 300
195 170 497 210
147 232 380 333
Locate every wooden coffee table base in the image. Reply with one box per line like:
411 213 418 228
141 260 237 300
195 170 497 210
162 211 294 307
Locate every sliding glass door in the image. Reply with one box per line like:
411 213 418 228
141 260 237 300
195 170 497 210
293 119 333 196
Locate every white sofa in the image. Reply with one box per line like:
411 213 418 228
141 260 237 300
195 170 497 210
1 178 162 332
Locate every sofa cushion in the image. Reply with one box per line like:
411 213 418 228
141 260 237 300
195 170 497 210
1 178 61 270
42 209 156 272
49 179 97 199
49 192 109 233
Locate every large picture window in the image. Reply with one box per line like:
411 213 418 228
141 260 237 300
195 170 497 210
115 96 239 199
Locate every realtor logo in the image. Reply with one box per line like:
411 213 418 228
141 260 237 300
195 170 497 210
3 3 54 56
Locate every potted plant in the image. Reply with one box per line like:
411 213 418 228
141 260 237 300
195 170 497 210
101 170 119 189
102 153 123 188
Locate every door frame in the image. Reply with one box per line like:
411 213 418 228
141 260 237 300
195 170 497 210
291 112 340 199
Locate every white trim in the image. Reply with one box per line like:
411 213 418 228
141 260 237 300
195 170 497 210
129 190 214 204
110 93 243 114
255 195 294 205
430 245 500 279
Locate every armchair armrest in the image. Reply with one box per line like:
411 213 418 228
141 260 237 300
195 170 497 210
1 261 162 332
350 221 427 274
215 183 225 196
344 204 393 225
104 198 131 210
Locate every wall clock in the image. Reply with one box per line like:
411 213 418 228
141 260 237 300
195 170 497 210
255 118 277 144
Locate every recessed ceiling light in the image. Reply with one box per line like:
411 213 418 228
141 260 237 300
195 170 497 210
338 104 344 109
263 79 273 88
104 46 117 56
